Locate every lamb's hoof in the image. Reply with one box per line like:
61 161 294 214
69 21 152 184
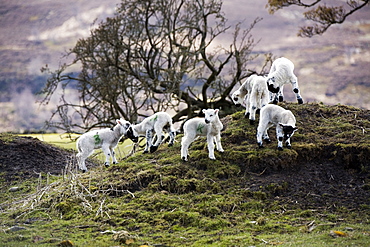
82 169 87 173
258 143 263 149
218 149 225 153
277 147 283 151
143 150 149 154
279 96 284 102
244 113 250 119
249 119 255 125
181 156 188 162
150 145 158 153
272 100 278 105
168 143 174 147
209 157 216 160
264 138 271 143
298 98 303 104
256 109 260 115
104 163 110 168
286 144 292 149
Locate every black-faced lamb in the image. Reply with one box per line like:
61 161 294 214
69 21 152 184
181 109 224 161
126 112 176 153
76 118 131 172
266 57 303 104
232 74 270 125
257 104 298 150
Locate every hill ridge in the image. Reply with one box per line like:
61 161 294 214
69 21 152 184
0 102 369 246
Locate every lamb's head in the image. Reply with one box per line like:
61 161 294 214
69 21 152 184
203 109 219 124
231 90 243 107
266 77 280 93
116 118 131 136
279 123 298 140
126 125 139 143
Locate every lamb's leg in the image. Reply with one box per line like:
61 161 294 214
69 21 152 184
257 123 271 148
256 126 265 148
268 91 274 104
272 93 279 104
151 125 164 153
102 145 112 167
256 92 262 115
276 126 284 151
291 76 303 104
110 147 118 164
285 138 292 149
249 91 257 125
76 152 88 172
263 125 272 143
167 127 176 147
144 129 153 153
244 93 251 119
214 134 224 152
181 135 193 161
261 91 269 108
285 140 292 149
207 134 216 160
278 85 284 102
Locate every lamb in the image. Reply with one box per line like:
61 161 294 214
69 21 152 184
266 57 303 104
232 74 270 125
256 104 298 151
181 109 224 161
125 112 176 153
76 118 131 172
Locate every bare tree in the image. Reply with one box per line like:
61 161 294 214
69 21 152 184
41 0 267 133
266 0 370 37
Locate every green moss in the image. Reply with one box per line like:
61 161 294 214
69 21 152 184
0 133 16 143
1 103 370 246
199 217 230 231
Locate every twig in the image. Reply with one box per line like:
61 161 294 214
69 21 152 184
96 198 106 217
258 167 267 176
261 239 268 244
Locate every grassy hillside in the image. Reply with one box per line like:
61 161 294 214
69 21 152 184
0 103 369 246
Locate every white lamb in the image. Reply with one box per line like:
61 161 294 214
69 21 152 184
257 104 298 150
76 118 131 172
266 57 303 104
232 74 270 125
181 109 224 161
126 112 176 153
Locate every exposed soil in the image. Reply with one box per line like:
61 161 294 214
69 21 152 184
244 161 370 210
0 135 96 181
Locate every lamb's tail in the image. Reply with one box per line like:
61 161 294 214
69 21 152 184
76 138 82 154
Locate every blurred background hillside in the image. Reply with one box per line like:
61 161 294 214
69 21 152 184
0 0 369 132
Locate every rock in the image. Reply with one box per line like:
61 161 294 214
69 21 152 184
8 226 26 232
9 187 19 192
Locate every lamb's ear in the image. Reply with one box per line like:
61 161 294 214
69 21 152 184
279 123 284 127
202 109 206 114
214 109 219 114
